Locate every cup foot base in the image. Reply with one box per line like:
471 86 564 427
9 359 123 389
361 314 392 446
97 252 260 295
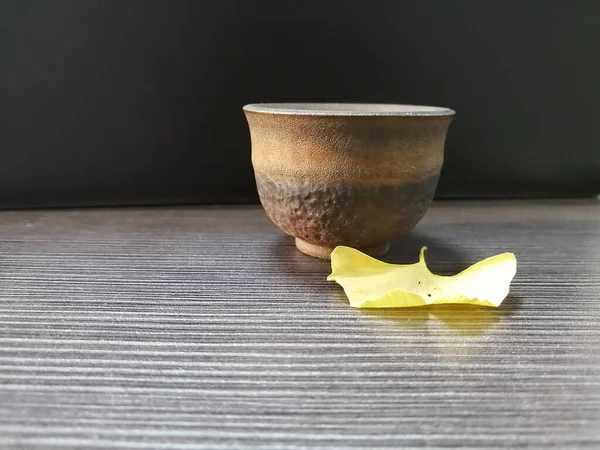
295 238 390 260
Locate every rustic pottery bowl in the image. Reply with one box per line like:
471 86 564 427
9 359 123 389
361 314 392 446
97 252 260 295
243 103 455 259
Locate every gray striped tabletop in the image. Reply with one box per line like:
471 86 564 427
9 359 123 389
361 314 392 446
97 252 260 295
0 201 599 449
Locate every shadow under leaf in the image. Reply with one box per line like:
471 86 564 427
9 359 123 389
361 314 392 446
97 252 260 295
359 297 523 337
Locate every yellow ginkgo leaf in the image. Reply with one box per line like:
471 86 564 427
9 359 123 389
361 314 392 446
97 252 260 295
327 246 517 308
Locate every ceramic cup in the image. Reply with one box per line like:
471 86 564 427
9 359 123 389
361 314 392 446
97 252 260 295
243 103 455 259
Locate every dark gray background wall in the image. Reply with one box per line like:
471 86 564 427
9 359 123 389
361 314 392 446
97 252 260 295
1 0 599 208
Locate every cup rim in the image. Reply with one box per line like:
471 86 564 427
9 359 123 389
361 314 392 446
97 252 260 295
243 103 455 117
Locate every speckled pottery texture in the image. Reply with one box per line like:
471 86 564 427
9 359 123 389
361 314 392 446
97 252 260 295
243 103 455 259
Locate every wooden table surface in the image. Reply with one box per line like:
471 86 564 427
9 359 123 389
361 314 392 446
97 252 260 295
0 201 599 449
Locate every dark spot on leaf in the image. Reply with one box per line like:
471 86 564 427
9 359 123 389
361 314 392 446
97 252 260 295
428 294 431 297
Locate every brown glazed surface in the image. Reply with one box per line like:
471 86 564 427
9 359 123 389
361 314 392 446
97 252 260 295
244 105 454 258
